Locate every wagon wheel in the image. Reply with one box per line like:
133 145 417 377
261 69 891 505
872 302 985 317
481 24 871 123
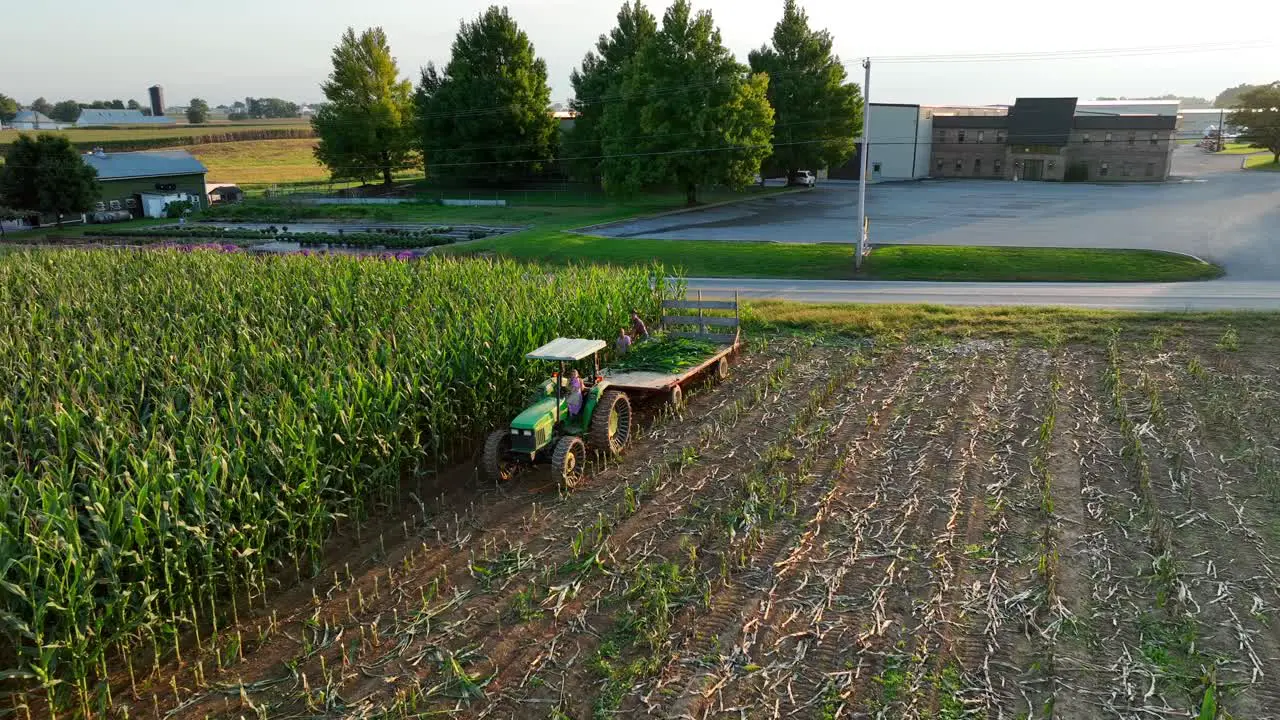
715 356 730 381
668 384 684 409
552 435 587 490
481 429 517 484
589 390 633 456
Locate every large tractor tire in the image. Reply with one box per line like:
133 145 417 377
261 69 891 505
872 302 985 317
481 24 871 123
589 390 633 456
552 435 587 489
482 429 517 484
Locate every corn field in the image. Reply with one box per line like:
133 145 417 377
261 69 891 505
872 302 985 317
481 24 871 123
0 248 663 715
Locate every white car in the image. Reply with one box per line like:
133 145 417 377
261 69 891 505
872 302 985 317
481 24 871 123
796 171 816 188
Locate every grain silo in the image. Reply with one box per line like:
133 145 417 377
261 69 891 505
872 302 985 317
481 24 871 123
148 85 166 117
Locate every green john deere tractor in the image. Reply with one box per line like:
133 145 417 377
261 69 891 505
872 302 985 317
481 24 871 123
482 338 633 488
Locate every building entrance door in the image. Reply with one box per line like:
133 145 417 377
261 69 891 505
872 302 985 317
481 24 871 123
1022 159 1045 180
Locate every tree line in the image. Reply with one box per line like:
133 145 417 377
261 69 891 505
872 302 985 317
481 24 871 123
312 0 861 202
0 95 303 125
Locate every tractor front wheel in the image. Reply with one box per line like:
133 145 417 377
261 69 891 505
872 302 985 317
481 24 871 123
589 390 633 456
482 429 517 484
552 435 587 489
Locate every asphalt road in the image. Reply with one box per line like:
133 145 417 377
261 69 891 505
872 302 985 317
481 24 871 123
602 146 1280 280
684 277 1280 311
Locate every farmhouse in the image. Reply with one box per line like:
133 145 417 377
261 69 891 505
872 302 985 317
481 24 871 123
8 110 69 130
82 148 208 218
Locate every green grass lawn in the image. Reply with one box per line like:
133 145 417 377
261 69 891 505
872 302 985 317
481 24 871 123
1244 153 1280 171
1216 143 1267 155
463 231 1221 283
854 245 1222 282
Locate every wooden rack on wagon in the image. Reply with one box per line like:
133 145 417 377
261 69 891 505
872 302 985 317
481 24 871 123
601 292 742 407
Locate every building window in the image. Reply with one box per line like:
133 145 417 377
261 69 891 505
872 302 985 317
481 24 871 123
936 131 946 143
1145 162 1155 177
977 131 985 144
995 130 1006 143
1104 132 1113 144
1150 132 1159 145
1121 163 1131 177
993 159 1003 174
974 158 982 175
936 158 944 171
1128 132 1136 145
958 130 966 143
1099 162 1110 177
1082 133 1091 144
954 158 963 171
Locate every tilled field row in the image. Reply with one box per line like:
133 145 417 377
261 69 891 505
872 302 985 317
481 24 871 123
100 335 1280 720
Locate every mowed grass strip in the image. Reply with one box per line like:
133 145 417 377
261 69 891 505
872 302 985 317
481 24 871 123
856 245 1223 282
1244 154 1280 171
743 300 1280 343
467 230 1222 282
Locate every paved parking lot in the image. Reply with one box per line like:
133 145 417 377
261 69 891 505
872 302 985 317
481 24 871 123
597 147 1280 279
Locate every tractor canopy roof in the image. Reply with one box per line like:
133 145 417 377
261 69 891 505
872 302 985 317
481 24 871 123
527 338 606 362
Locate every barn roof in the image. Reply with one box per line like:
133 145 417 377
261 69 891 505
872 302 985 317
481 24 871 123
83 150 208 180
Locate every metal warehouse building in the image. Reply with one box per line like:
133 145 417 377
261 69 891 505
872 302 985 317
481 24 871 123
828 103 934 182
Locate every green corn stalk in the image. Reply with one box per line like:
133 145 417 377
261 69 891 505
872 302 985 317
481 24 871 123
0 247 672 715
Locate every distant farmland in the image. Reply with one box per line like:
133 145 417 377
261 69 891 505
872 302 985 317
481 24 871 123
0 121 315 153
187 138 326 185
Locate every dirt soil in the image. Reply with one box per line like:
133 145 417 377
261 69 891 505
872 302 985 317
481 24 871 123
101 330 1280 720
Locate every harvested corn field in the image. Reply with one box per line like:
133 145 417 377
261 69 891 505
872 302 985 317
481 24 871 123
20 322 1272 720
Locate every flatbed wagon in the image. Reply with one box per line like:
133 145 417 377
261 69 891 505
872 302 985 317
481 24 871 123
602 294 742 407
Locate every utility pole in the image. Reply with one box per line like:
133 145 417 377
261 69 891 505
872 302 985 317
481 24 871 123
1217 107 1225 152
855 57 871 271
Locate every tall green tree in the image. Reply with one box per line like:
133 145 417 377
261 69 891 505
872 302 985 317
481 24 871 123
29 97 53 116
600 0 774 203
0 94 19 124
748 0 860 181
416 6 558 184
49 100 81 123
313 27 416 186
127 99 142 111
0 134 100 226
1228 82 1280 164
1216 83 1259 108
186 98 210 125
567 1 658 182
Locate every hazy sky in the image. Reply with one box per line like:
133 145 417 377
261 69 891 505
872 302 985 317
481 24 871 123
4 0 1276 107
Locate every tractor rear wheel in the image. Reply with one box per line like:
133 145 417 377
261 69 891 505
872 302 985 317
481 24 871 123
482 429 517 484
589 390 633 456
552 435 586 489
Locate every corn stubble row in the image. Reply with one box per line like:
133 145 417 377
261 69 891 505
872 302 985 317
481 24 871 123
0 248 662 712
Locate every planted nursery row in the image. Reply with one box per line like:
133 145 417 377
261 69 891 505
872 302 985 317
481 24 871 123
88 227 464 248
0 248 664 715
